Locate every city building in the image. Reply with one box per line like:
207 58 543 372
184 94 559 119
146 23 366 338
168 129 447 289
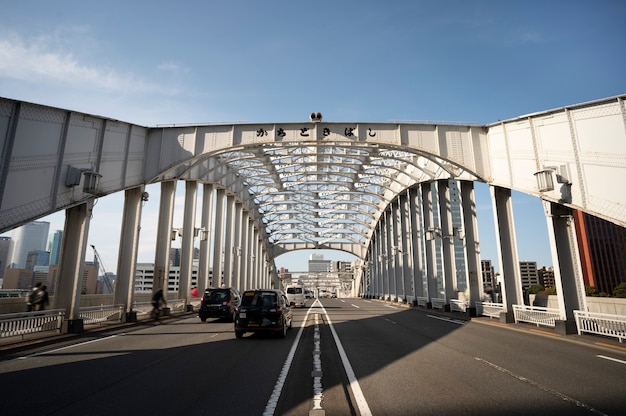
134 261 205 293
519 261 539 290
0 236 12 280
48 230 63 266
8 221 50 269
538 266 555 288
309 254 331 273
25 250 50 270
574 210 626 295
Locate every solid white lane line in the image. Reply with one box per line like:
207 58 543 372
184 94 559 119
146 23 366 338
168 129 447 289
597 354 626 365
311 314 324 413
351 304 360 308
427 314 465 325
263 302 315 416
319 302 372 416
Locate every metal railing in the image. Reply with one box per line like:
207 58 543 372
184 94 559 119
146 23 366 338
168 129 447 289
430 297 446 310
574 310 626 343
450 299 469 313
0 310 65 339
78 305 124 325
475 301 504 318
513 304 562 328
416 296 429 307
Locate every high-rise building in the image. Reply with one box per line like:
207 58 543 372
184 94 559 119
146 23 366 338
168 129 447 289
25 250 50 270
574 210 626 295
519 261 539 290
309 254 331 273
0 236 13 279
9 221 50 269
538 266 555 288
48 230 63 266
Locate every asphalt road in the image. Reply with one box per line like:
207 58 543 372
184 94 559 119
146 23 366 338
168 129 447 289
1 298 625 416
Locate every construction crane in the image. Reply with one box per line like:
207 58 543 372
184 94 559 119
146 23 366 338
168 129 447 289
90 245 115 293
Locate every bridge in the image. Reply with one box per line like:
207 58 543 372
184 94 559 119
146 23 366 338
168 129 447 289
0 94 625 334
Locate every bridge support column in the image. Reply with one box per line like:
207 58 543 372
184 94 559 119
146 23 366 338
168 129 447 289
422 183 439 307
461 181 483 311
154 181 176 296
232 202 243 290
491 186 523 323
409 187 426 306
223 195 235 288
399 191 413 304
543 201 587 334
197 183 214 294
389 201 400 302
439 180 457 311
179 180 198 307
54 199 94 334
115 185 145 321
212 188 226 287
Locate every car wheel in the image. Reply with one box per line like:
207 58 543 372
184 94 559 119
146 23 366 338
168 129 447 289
200 317 207 322
279 317 287 338
288 316 292 329
235 329 243 339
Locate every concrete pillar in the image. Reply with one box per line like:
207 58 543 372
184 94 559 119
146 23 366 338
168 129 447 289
409 187 426 303
240 216 250 291
543 201 588 334
438 180 456 309
223 195 235 288
490 185 523 322
198 183 214 294
461 181 483 311
383 209 392 300
212 188 226 287
115 185 145 322
53 199 94 333
154 181 176 294
422 182 439 303
399 191 414 303
232 202 243 289
179 180 197 305
390 201 400 301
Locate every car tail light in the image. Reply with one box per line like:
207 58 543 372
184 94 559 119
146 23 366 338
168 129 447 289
223 299 232 306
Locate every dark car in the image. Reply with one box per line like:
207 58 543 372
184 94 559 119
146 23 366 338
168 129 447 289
199 287 240 322
234 289 293 338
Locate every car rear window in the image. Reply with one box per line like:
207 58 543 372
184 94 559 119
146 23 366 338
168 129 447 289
287 287 303 294
204 290 228 303
241 291 277 307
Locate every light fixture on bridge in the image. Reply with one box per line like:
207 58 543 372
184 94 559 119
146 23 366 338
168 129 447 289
171 228 181 241
65 166 101 194
425 227 464 241
309 112 323 122
535 165 571 193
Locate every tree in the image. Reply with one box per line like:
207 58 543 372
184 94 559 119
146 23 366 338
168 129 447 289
527 284 544 294
613 282 626 298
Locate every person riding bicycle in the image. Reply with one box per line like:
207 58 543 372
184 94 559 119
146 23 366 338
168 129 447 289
151 289 167 321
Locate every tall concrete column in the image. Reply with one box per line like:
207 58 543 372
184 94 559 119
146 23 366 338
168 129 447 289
543 201 588 334
223 195 235 287
240 217 250 290
179 180 197 304
154 181 176 294
461 181 483 309
212 188 226 287
409 187 426 303
382 209 392 300
232 202 243 289
115 185 145 321
399 191 413 303
389 202 400 301
438 180 457 307
373 229 382 298
490 185 523 321
198 183 214 294
53 199 94 333
422 183 439 303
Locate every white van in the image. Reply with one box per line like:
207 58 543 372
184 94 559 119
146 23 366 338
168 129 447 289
285 285 306 307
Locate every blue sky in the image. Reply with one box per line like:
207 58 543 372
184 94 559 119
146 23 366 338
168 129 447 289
1 1 625 274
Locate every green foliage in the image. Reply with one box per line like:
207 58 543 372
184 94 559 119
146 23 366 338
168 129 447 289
585 285 597 296
527 284 544 294
612 282 626 298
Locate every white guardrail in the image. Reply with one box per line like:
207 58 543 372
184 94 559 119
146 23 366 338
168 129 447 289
78 305 124 325
475 301 505 318
0 309 65 339
430 297 446 310
416 296 429 307
513 304 562 328
450 299 469 313
574 310 626 343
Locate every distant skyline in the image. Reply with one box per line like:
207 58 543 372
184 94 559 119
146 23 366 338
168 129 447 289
1 1 624 275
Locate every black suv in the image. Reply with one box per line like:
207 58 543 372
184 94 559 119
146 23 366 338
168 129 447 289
234 289 293 338
199 287 240 322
